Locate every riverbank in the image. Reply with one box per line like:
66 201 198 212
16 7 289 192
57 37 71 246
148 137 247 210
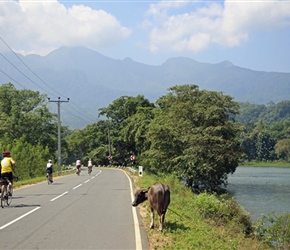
239 161 290 167
130 171 270 250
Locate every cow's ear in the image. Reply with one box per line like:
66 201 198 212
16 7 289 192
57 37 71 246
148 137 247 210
143 189 149 198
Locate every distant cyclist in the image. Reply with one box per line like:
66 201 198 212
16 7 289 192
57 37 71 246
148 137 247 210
1 151 16 195
87 158 92 175
46 159 53 183
76 158 81 175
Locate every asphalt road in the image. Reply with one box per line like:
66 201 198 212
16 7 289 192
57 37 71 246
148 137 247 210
0 168 149 250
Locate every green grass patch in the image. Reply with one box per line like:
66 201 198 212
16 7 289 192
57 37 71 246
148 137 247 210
239 161 290 168
13 169 75 188
131 172 272 250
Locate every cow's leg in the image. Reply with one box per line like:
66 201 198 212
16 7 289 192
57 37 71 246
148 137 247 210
150 207 154 229
159 213 165 231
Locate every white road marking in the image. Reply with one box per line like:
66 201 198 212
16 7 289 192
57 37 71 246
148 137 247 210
0 207 41 230
0 169 103 230
50 191 68 201
125 172 143 250
73 184 82 190
91 170 102 180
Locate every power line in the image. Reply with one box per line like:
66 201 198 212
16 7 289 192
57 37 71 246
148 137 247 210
0 36 98 125
0 37 63 98
1 65 94 125
0 52 56 96
0 69 27 89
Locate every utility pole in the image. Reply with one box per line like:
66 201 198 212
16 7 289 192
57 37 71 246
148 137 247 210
48 97 69 172
107 119 112 165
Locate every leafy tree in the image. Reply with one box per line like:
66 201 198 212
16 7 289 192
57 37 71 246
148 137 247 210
121 106 155 156
0 83 58 154
142 84 242 192
241 135 257 161
259 100 290 124
0 83 63 179
236 102 266 124
0 136 51 179
269 120 290 141
275 139 290 162
98 95 155 165
255 131 276 161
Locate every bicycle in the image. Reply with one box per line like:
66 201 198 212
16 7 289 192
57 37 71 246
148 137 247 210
88 166 92 175
76 165 81 175
1 177 13 208
46 172 53 184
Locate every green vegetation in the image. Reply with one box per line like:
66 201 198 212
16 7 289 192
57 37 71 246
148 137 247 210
255 213 290 249
131 171 271 250
1 82 290 191
239 161 290 167
237 101 290 163
1 80 289 249
13 168 75 188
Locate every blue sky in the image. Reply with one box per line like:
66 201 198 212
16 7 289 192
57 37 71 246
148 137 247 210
0 0 290 73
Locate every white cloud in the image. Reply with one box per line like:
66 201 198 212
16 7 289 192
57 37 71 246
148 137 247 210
0 0 131 55
146 0 290 53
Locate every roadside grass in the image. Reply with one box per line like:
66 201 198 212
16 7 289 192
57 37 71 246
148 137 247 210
130 171 272 250
13 168 75 188
239 161 290 167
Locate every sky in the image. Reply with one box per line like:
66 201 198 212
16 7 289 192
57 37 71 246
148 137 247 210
0 0 290 73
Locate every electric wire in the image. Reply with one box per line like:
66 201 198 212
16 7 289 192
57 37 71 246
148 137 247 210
0 37 63 98
0 37 98 125
1 67 94 125
0 52 56 96
0 69 27 89
0 37 96 123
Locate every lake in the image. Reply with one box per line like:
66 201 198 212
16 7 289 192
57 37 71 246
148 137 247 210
227 166 290 221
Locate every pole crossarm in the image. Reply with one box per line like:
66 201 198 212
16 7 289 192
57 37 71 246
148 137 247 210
48 97 69 172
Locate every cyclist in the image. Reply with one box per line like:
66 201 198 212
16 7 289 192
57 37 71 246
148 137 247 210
0 154 2 179
46 159 53 183
1 151 16 195
87 158 92 175
76 158 81 175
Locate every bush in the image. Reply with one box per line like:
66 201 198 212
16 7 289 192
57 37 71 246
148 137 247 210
254 212 290 249
193 192 253 235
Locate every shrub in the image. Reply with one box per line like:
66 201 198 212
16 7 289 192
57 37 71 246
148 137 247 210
254 212 290 249
193 192 253 235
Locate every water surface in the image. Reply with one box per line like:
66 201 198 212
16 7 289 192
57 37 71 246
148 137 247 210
227 166 290 221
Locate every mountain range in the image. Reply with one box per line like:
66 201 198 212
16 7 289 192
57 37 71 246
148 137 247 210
1 46 290 128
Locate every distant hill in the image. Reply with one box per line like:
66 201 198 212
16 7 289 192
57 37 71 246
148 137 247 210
1 46 290 128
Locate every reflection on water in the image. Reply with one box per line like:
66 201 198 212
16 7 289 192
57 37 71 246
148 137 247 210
227 166 290 221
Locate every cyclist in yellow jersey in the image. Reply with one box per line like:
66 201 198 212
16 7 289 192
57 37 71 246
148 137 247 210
1 151 15 195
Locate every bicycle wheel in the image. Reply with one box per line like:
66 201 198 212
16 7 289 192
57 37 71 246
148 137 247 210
48 173 53 184
1 185 7 208
6 185 13 206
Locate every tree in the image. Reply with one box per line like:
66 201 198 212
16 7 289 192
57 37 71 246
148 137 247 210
255 131 276 161
0 83 58 153
275 139 290 162
66 122 110 165
98 95 155 165
142 84 242 192
0 83 62 180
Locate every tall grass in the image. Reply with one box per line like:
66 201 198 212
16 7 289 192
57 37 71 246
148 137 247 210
131 172 271 250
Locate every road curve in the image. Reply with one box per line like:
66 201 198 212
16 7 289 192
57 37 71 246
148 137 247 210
0 168 149 250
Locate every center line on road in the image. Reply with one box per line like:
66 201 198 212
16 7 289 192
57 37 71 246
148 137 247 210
0 206 41 230
50 191 68 201
73 184 82 189
84 179 90 183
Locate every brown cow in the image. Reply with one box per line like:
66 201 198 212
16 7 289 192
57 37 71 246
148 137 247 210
132 182 170 231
